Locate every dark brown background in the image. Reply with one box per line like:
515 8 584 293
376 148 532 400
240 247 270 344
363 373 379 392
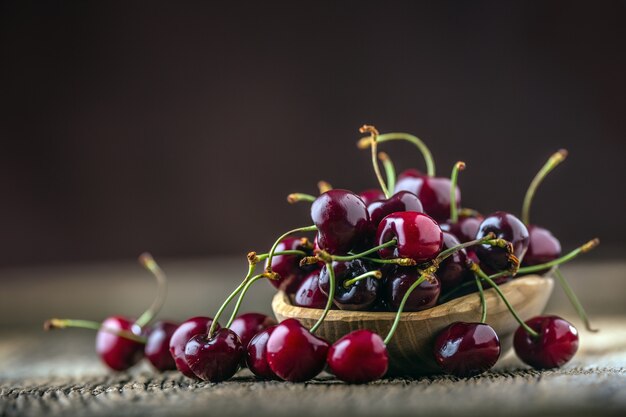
1 1 625 268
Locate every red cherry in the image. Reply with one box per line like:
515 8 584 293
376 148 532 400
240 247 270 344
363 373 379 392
144 320 178 371
475 211 529 272
437 232 472 292
520 225 561 275
383 267 441 311
394 170 460 222
229 313 277 349
327 330 388 383
246 326 278 379
441 213 484 243
376 211 443 262
266 318 329 382
514 316 579 369
358 189 386 206
265 237 313 294
184 328 244 382
367 191 423 227
96 316 144 371
168 316 218 378
294 270 328 309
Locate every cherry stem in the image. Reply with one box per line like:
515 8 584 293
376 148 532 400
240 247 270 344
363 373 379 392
474 275 487 324
553 267 598 333
522 149 568 225
287 193 316 204
343 270 383 288
225 274 266 329
309 261 335 334
134 253 167 329
378 152 396 196
360 125 390 198
208 263 255 338
43 319 147 343
449 161 465 223
434 233 496 263
358 132 435 176
361 256 417 266
265 225 317 277
383 272 430 345
322 239 398 262
317 181 333 194
471 263 539 338
459 208 481 218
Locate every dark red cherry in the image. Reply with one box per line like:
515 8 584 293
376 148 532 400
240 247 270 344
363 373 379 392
475 211 530 272
327 330 388 383
437 232 472 292
441 213 484 243
246 326 278 379
311 189 371 255
266 318 330 382
169 316 219 378
318 260 380 311
294 270 328 309
184 328 244 382
367 191 423 227
358 188 386 206
230 313 277 349
434 322 501 377
376 211 443 262
265 237 312 294
394 170 460 223
144 320 178 371
95 316 144 371
383 267 441 311
520 225 561 275
513 316 578 369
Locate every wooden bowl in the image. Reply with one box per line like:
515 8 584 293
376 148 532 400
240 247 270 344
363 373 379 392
272 275 554 376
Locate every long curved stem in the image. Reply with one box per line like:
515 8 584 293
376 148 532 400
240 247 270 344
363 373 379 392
310 262 335 334
343 270 382 288
522 149 568 225
360 125 389 197
265 225 317 274
554 268 598 332
225 274 266 328
134 253 168 329
208 263 255 338
358 132 435 176
434 233 496 263
449 161 465 223
328 239 397 262
379 152 396 195
475 276 487 324
383 273 428 344
287 193 316 204
43 319 147 343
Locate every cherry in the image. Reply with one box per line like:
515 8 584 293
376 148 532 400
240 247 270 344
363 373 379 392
184 328 244 382
246 326 278 379
95 316 145 371
144 320 178 371
318 260 380 311
433 322 501 377
376 211 443 262
265 237 313 294
311 189 371 255
394 170 460 223
513 315 579 369
367 191 423 227
474 211 529 272
294 270 328 309
383 267 441 311
169 316 219 378
437 232 472 292
358 189 386 206
266 318 330 382
229 313 277 349
520 225 561 275
441 213 484 244
327 330 388 383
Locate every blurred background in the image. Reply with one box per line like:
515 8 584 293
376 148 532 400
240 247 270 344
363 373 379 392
0 1 625 327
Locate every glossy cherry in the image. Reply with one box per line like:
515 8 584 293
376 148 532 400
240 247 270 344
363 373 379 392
383 267 441 311
266 318 330 382
520 225 561 275
169 316 218 378
437 232 472 292
394 169 460 223
441 213 484 243
265 237 313 294
294 270 328 309
246 326 278 379
358 189 386 206
311 189 371 255
513 316 579 369
95 316 144 371
184 328 244 382
475 211 529 272
367 191 423 227
318 260 380 310
434 322 501 377
144 320 178 371
229 313 277 349
327 330 388 383
376 211 443 262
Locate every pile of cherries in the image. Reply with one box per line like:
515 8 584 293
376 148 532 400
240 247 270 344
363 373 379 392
46 126 599 383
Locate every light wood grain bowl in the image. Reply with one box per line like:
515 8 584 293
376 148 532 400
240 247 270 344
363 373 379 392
272 275 554 376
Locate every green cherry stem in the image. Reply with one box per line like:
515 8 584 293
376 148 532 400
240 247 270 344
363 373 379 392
522 149 568 225
360 256 417 266
310 261 335 334
449 161 465 224
208 263 256 338
360 125 390 198
265 225 317 277
378 152 397 195
225 274 267 328
475 275 487 324
134 253 168 329
320 239 398 263
434 233 497 263
287 193 316 204
318 181 333 194
343 270 383 288
470 263 539 338
383 272 430 345
43 319 147 343
358 132 435 176
553 267 598 332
